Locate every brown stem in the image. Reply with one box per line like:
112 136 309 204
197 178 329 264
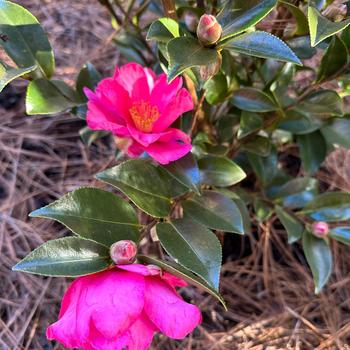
161 0 177 19
188 91 206 137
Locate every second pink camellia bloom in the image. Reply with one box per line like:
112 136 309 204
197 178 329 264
84 63 194 164
47 264 202 350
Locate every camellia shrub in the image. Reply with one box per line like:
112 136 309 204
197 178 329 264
2 0 350 348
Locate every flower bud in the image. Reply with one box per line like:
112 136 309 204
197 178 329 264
197 14 222 47
110 240 137 265
199 51 222 81
311 222 329 238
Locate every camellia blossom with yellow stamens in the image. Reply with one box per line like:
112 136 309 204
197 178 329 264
84 63 194 164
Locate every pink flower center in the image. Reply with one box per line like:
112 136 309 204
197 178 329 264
129 100 160 132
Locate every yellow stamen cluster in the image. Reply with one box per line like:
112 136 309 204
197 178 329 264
129 100 159 133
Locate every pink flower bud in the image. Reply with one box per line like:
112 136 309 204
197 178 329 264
110 240 137 265
311 222 329 238
197 14 222 47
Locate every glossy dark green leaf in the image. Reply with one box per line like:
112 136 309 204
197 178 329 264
295 90 343 118
275 205 304 243
26 78 79 115
317 36 348 82
76 62 102 101
156 217 222 290
221 31 301 65
231 88 277 112
302 231 332 293
167 37 219 82
302 192 350 222
241 136 271 156
329 227 350 245
247 148 278 186
204 74 230 105
297 131 327 175
218 0 277 40
0 62 36 92
137 255 226 308
162 153 200 195
30 187 140 246
198 155 246 187
147 17 179 42
280 1 309 35
96 159 186 218
270 63 295 107
12 237 110 277
308 6 350 47
237 111 263 139
183 190 244 234
278 109 324 134
0 0 55 78
321 117 350 149
271 177 319 209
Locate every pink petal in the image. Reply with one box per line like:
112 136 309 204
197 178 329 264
47 270 145 349
144 277 202 339
118 264 153 276
162 272 188 288
144 129 192 165
127 313 158 350
150 74 183 112
114 63 154 101
152 88 194 132
127 124 172 147
127 140 145 158
94 78 132 121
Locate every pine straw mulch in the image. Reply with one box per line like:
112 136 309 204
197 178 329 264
1 1 350 349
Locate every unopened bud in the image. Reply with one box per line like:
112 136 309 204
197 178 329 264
322 4 347 22
110 240 137 265
311 222 329 238
197 14 222 47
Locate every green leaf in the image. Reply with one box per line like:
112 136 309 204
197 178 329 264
278 109 324 134
204 73 230 105
12 237 110 277
254 198 273 222
280 1 309 35
218 0 277 40
76 62 102 101
329 227 350 245
29 187 140 247
156 217 222 290
308 6 350 47
287 36 317 59
147 17 179 42
241 135 271 156
96 159 186 218
302 192 350 222
271 177 319 209
167 37 219 82
137 255 226 308
317 36 348 82
275 205 304 243
221 31 301 65
0 0 55 78
26 78 79 115
302 231 332 293
247 147 278 186
297 131 327 175
198 155 246 187
238 111 263 139
79 127 109 147
295 90 343 118
0 61 36 92
162 153 200 195
321 117 350 149
183 190 244 234
231 88 277 112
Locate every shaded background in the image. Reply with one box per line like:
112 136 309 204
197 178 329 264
1 1 350 349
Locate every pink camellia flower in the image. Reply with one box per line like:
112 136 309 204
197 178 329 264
47 264 201 350
84 63 194 165
311 221 329 238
